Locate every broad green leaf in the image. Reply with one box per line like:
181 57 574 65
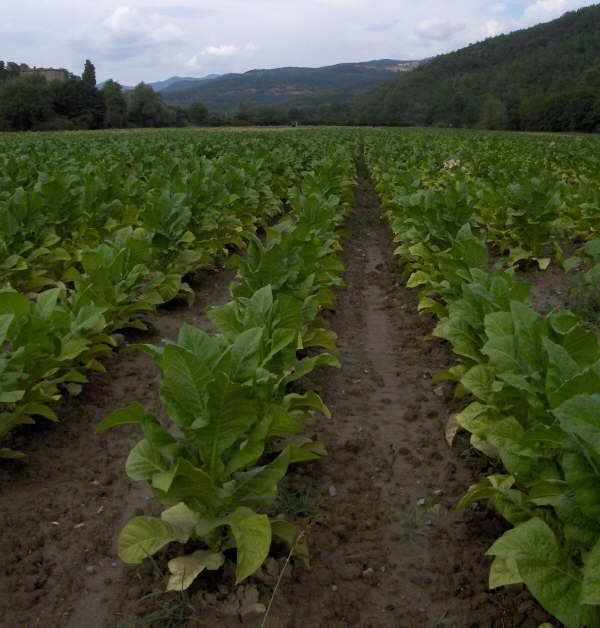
301 325 338 354
161 344 211 428
486 518 595 628
19 402 58 422
229 507 271 583
485 311 513 338
167 550 225 591
482 335 520 374
553 394 600 460
34 288 61 320
118 516 187 564
0 314 14 345
194 372 258 478
225 415 271 476
582 538 600 605
284 390 331 418
0 390 26 403
271 520 310 567
0 290 30 319
207 303 242 342
155 458 231 514
548 365 600 409
266 404 304 438
96 401 150 434
282 353 340 385
229 448 294 508
228 327 263 382
59 338 88 361
461 364 495 400
125 439 168 481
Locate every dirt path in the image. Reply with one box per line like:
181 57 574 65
0 162 556 628
243 160 555 628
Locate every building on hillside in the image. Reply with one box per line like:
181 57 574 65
21 67 69 82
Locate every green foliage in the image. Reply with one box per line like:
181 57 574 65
0 74 53 131
368 127 600 626
93 139 356 589
82 60 96 87
353 4 600 131
565 239 600 321
127 83 170 128
187 102 208 126
102 80 127 128
0 128 359 456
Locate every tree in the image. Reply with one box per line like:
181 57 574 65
48 77 106 129
479 95 508 130
5 62 20 80
0 74 52 130
82 59 96 86
187 101 208 125
127 82 167 127
102 79 127 127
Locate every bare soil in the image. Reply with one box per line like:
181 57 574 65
0 166 559 628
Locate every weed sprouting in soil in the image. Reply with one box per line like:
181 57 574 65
117 589 205 628
117 554 206 627
275 484 327 519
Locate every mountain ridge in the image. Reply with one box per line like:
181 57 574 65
159 59 423 111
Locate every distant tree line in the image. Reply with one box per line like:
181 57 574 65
0 60 224 132
3 2 600 136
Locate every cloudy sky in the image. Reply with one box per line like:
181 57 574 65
2 0 596 84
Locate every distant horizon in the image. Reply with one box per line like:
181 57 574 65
98 59 420 89
2 1 597 85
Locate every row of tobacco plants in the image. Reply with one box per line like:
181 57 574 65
365 128 600 627
95 141 358 590
0 129 353 458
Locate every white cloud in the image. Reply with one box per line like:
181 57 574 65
416 18 466 42
200 44 239 56
519 0 592 24
483 19 502 37
0 0 597 84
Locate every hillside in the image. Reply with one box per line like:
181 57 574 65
160 60 421 111
352 4 600 131
97 74 220 92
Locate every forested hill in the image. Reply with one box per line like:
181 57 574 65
160 60 421 111
352 4 600 131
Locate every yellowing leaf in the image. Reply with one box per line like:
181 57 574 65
534 257 551 271
161 503 200 537
471 434 499 458
489 555 522 589
118 516 186 564
445 414 461 446
166 550 225 591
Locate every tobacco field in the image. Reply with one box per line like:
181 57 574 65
1 127 600 627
